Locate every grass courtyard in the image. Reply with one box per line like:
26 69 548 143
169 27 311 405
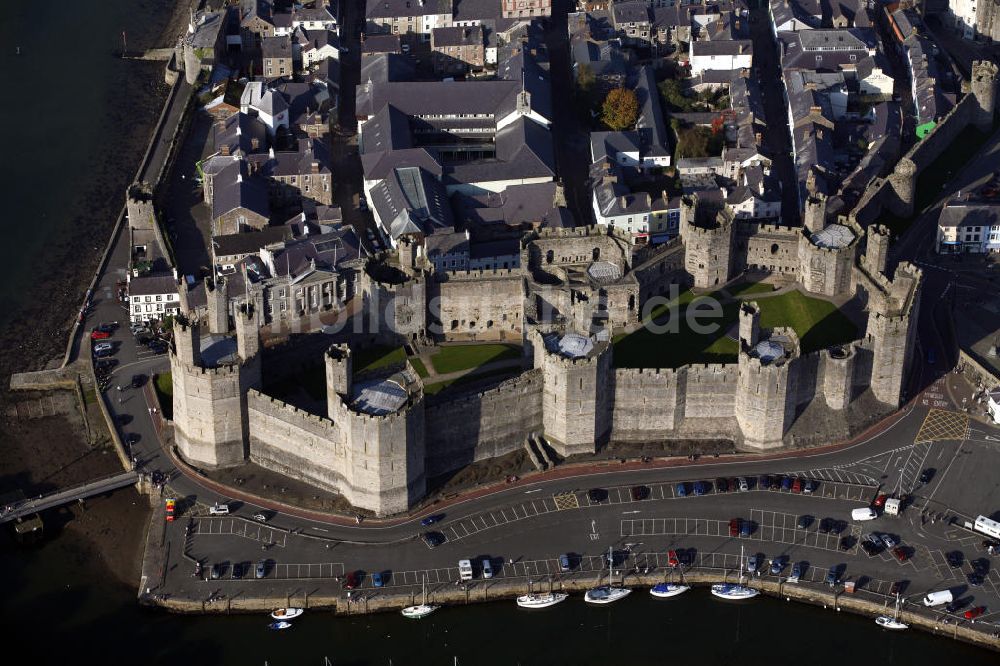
613 289 858 369
427 344 521 375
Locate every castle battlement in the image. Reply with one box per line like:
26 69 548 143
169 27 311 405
249 389 336 427
438 267 522 280
169 353 243 378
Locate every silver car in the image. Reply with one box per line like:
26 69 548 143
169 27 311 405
881 534 897 549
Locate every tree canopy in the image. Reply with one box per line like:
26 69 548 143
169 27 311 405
601 87 640 131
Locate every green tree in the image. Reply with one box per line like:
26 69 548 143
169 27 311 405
601 87 640 131
658 78 695 112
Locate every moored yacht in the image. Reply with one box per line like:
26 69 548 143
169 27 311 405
516 591 569 609
650 582 690 599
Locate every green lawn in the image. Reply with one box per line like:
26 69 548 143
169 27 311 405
423 367 521 396
409 357 429 378
153 372 173 420
353 346 406 375
727 280 775 298
756 291 858 353
428 344 522 375
613 290 857 368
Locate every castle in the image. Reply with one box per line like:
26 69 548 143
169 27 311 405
169 205 921 515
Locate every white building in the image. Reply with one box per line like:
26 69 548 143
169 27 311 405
949 0 978 39
988 389 1000 424
689 40 753 76
128 275 181 324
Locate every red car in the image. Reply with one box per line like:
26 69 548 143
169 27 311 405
874 494 888 508
791 478 803 493
343 570 361 590
91 329 111 340
964 606 986 621
729 518 739 537
892 546 908 562
667 550 679 568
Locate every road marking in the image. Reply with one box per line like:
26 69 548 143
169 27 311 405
524 489 541 494
553 492 579 511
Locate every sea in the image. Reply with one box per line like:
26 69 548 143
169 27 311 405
0 1 997 664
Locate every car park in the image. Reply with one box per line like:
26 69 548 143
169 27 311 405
422 532 444 548
729 518 740 537
256 560 267 578
667 550 679 568
715 478 728 493
737 477 749 492
675 482 688 497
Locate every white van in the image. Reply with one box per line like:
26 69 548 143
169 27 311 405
458 559 473 581
923 590 954 607
209 503 230 516
851 507 877 521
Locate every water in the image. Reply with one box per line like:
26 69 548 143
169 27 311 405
0 2 996 664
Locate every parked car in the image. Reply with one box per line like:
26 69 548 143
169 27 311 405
740 520 752 537
803 480 817 494
737 477 749 492
422 532 444 548
919 468 935 483
343 571 362 589
889 581 904 596
148 340 168 354
372 572 385 588
588 488 607 504
874 494 888 508
256 560 267 579
881 534 897 549
972 558 990 575
781 476 793 492
559 554 573 572
769 557 785 575
759 474 771 489
675 482 688 497
209 503 229 516
818 518 832 534
420 514 442 526
861 541 881 557
893 546 908 562
96 322 118 333
730 518 740 537
714 477 727 493
964 606 986 621
865 532 882 546
796 515 812 530
667 550 680 568
210 564 221 580
252 512 268 523
481 558 493 579
93 342 113 354
967 572 984 587
839 535 854 551
830 520 846 535
630 485 649 501
131 374 145 389
791 478 803 493
91 329 111 340
232 562 243 579
788 562 803 583
946 551 964 568
693 481 707 496
747 554 760 574
826 566 841 586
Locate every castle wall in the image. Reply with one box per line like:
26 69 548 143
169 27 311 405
735 223 800 276
611 368 681 441
683 364 738 418
424 370 543 478
434 272 525 341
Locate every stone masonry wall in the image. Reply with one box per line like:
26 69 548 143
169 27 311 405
424 370 544 478
611 368 681 441
683 364 738 419
434 273 525 342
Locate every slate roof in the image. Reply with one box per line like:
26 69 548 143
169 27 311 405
129 275 179 297
214 113 269 156
366 0 452 19
362 34 402 54
433 25 483 47
371 166 454 241
939 203 1000 229
211 159 271 221
214 226 294 259
452 0 502 22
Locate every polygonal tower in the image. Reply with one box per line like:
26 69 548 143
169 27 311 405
679 194 734 288
532 328 613 457
866 263 922 407
888 158 917 219
971 60 998 133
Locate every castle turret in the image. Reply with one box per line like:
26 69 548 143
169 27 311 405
236 304 260 363
738 301 761 348
532 328 613 457
735 327 799 449
803 193 827 235
173 316 201 366
888 157 917 218
206 277 228 335
798 221 859 298
679 194 734 288
971 60 998 133
864 225 891 276
325 344 353 412
866 263 922 406
822 344 856 410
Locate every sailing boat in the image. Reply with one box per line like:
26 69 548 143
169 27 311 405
650 581 690 598
711 544 759 600
401 575 439 619
875 593 908 630
585 547 632 604
516 572 568 609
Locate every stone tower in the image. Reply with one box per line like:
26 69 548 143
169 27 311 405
822 345 856 410
206 277 229 335
173 316 201 367
888 158 917 219
864 225 891 276
738 302 761 348
533 329 613 457
971 60 998 133
803 193 827 235
735 317 799 450
325 344 353 410
679 194 734 288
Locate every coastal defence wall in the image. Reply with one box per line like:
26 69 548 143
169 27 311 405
424 370 544 478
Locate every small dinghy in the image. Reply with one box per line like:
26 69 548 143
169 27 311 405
270 608 304 620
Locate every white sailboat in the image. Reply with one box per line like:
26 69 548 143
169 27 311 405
516 570 568 608
711 545 759 600
650 582 690 598
585 547 632 605
875 593 908 630
401 575 439 619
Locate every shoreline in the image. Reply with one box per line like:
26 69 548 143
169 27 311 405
142 567 1000 652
